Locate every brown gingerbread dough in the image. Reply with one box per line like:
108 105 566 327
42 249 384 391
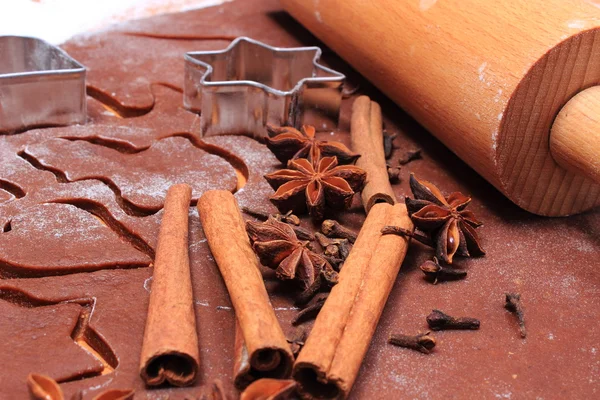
0 0 598 399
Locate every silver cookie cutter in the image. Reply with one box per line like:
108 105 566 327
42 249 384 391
184 36 345 139
0 36 86 133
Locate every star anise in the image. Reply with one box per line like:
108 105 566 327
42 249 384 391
389 174 485 264
246 217 337 290
265 124 360 164
264 156 366 220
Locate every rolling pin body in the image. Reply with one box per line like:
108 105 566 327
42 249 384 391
282 0 600 215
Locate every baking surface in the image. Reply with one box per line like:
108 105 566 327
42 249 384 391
0 0 598 399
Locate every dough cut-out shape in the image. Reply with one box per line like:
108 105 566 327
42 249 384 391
0 177 162 252
23 136 237 211
0 241 239 399
0 203 150 278
203 135 280 214
0 188 13 204
62 32 233 115
0 300 104 399
87 84 200 137
0 143 57 195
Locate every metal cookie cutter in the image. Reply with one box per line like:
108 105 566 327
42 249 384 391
0 36 86 133
184 36 345 139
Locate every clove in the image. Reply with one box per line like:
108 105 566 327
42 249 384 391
383 131 397 159
426 309 480 331
321 220 358 243
241 207 299 225
398 148 422 165
322 255 344 271
382 225 432 247
387 165 401 183
420 257 467 284
504 293 527 338
315 233 351 261
295 267 337 305
316 232 340 257
286 327 308 357
292 294 328 326
388 332 436 354
337 239 352 260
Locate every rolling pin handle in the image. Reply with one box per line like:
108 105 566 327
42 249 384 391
550 86 600 184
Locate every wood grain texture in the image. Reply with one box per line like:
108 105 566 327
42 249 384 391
551 86 600 184
281 0 600 216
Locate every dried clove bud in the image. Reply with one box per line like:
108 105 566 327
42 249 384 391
387 165 401 183
294 265 338 305
322 255 344 271
398 148 422 165
315 233 351 260
426 309 480 331
383 131 397 159
505 293 527 338
315 232 339 257
324 244 340 258
337 239 351 260
382 225 432 246
242 206 275 221
287 327 308 357
388 332 436 354
280 210 300 226
292 294 328 326
420 257 467 284
321 220 357 243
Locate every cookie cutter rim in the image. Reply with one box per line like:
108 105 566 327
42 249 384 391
0 35 86 79
183 36 346 138
183 36 345 97
0 35 87 133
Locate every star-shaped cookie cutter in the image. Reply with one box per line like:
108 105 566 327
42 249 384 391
184 36 345 138
0 36 86 133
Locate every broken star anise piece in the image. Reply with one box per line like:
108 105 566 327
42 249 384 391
404 174 485 264
266 124 360 164
246 217 337 290
264 156 366 220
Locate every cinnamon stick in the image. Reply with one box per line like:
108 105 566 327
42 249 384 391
351 96 396 213
197 190 293 389
293 202 413 399
139 184 199 387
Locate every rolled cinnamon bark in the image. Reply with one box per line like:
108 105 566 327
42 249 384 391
293 202 413 399
351 96 396 213
197 190 293 389
139 184 199 387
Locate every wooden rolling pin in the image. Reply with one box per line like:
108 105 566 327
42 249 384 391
281 0 600 216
